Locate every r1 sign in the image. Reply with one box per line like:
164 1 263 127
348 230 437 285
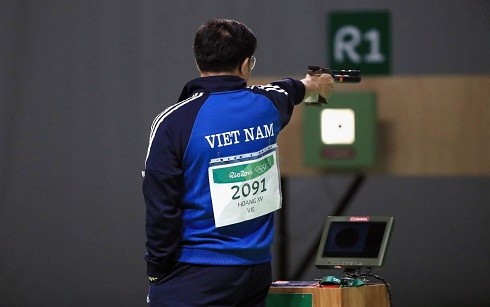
329 11 391 75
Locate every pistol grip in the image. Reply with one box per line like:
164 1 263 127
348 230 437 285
304 93 328 105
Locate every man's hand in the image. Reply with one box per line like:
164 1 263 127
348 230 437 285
301 73 335 102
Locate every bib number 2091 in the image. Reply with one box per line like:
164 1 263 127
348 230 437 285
231 178 267 200
208 146 281 227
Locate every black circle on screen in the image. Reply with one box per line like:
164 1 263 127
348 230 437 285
335 227 359 248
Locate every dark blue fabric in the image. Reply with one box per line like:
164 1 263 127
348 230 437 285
147 262 272 307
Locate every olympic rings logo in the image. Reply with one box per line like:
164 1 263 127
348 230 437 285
255 164 269 174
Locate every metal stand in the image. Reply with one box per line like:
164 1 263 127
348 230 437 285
276 177 289 279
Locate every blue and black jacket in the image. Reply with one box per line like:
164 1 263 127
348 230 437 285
143 75 305 278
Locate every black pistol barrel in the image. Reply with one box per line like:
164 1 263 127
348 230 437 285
308 66 361 83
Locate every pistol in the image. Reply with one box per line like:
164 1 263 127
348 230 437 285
305 66 361 105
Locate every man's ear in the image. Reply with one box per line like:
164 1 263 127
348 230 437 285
239 58 250 73
195 60 202 73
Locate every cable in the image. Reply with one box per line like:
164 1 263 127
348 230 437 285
343 268 393 307
368 273 392 307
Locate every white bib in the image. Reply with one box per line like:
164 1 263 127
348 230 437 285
208 145 282 227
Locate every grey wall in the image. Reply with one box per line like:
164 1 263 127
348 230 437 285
1 1 489 306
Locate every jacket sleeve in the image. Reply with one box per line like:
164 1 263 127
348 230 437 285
270 78 306 105
143 121 183 278
143 169 182 277
266 78 306 129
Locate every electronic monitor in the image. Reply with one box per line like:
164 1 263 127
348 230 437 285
315 216 394 270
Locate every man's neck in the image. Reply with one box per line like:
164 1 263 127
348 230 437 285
200 70 240 77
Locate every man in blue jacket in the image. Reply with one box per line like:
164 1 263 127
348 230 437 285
143 18 334 306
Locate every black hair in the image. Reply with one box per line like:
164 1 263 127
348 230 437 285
193 18 257 72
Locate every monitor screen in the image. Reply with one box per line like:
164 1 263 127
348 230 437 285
315 216 394 269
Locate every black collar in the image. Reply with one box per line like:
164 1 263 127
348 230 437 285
178 75 247 101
